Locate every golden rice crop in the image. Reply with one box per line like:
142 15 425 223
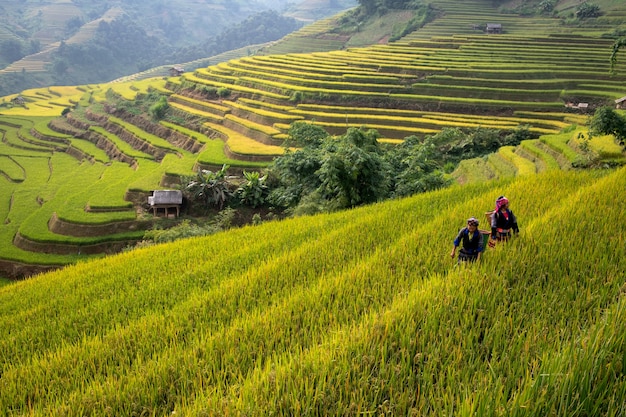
2 167 621 414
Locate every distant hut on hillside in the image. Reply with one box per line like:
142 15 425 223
486 23 502 34
565 102 590 111
169 66 185 76
615 96 626 109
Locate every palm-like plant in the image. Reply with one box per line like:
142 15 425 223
237 171 268 208
182 165 232 211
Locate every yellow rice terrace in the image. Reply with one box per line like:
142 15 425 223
0 167 625 414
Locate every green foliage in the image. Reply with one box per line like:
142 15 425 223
0 39 24 62
576 2 602 19
316 127 390 208
269 126 390 213
182 165 233 211
385 135 451 198
142 210 235 244
217 87 231 98
168 10 302 64
388 4 436 42
270 123 537 211
408 126 533 168
1 6 303 96
537 0 556 15
356 0 421 16
610 38 626 74
588 106 626 146
196 85 218 98
149 96 169 120
237 171 269 208
289 90 304 103
286 121 328 147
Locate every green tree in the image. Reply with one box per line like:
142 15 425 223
538 0 556 14
385 135 450 198
149 96 169 120
51 58 69 77
317 127 390 208
268 126 390 214
286 121 328 147
610 38 626 74
357 0 379 15
576 2 601 19
588 106 626 146
217 87 231 98
267 141 323 209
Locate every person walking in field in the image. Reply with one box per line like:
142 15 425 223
489 196 519 246
451 217 484 263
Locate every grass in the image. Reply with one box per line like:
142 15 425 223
0 167 623 414
540 130 584 163
169 102 225 122
499 145 537 176
0 156 26 182
519 139 562 171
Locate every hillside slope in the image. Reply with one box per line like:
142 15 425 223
0 166 624 414
0 0 356 96
0 0 625 277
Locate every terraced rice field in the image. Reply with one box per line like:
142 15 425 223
0 0 625 276
0 81 271 276
164 0 625 145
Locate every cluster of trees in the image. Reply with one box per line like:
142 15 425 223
181 122 532 217
576 2 602 19
265 123 531 215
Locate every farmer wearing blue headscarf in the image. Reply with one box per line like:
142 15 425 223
451 217 484 262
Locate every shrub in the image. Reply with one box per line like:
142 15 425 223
237 171 269 208
290 90 304 103
576 2 601 19
181 165 233 212
588 106 626 146
217 87 231 98
149 96 169 120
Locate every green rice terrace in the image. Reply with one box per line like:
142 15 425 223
0 0 626 280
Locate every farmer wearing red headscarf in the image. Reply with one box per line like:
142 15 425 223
490 196 519 243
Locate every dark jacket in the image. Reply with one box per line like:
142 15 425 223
454 227 484 255
490 209 519 238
